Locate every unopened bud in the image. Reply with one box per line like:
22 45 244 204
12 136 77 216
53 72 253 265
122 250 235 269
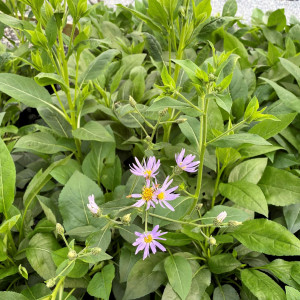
56 223 64 235
178 6 185 17
195 203 203 211
68 249 77 261
208 236 217 246
208 73 216 82
91 247 102 255
46 278 56 288
145 135 152 142
159 108 168 117
176 118 187 124
129 96 136 108
178 182 186 191
228 220 242 227
121 213 131 225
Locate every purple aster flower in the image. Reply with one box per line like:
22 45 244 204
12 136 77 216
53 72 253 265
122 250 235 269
129 181 158 210
130 156 160 180
175 149 200 173
87 194 100 216
154 176 179 211
133 225 167 260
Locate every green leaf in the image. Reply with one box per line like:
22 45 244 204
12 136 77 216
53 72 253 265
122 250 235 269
72 121 114 143
86 226 111 252
286 286 300 300
45 15 57 48
58 171 104 231
233 219 300 256
123 253 167 300
144 32 163 61
0 266 18 280
208 253 240 274
101 156 122 191
178 116 200 149
87 264 115 299
119 246 142 283
259 166 300 206
280 58 300 86
284 204 300 234
267 9 286 31
223 31 249 68
0 13 34 30
249 113 297 139
26 233 60 280
219 181 268 217
262 259 300 290
35 73 68 91
228 157 268 184
148 0 168 28
172 60 201 84
222 0 237 17
148 97 189 111
213 284 239 300
82 142 115 185
50 159 81 185
214 94 232 114
14 132 69 154
261 77 300 113
0 74 59 111
79 49 119 83
241 269 286 300
210 133 271 148
164 255 192 300
21 283 51 299
162 268 211 300
0 292 29 300
117 5 162 32
0 138 16 214
0 215 20 233
0 2 11 14
202 205 250 225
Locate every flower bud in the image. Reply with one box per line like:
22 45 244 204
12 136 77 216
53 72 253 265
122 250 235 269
121 213 132 225
208 236 217 246
159 108 168 117
46 278 56 288
68 249 77 261
213 211 227 227
56 223 64 235
228 220 242 227
129 96 136 108
176 118 187 124
208 73 216 82
195 203 203 211
91 247 102 255
145 135 152 143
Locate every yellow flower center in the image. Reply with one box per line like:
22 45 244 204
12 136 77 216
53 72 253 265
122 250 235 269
144 170 152 177
142 187 154 202
157 192 164 201
144 234 153 243
179 162 186 170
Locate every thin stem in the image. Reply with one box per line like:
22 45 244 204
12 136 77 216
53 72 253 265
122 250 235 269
189 95 209 214
145 210 148 232
51 277 65 300
206 120 246 145
129 113 149 136
211 165 225 208
175 91 204 114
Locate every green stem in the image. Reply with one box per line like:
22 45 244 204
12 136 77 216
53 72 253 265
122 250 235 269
175 91 204 114
190 95 209 214
206 120 246 145
145 210 148 232
51 277 65 300
211 165 225 208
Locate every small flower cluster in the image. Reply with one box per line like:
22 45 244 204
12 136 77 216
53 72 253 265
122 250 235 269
85 149 200 260
128 149 199 259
